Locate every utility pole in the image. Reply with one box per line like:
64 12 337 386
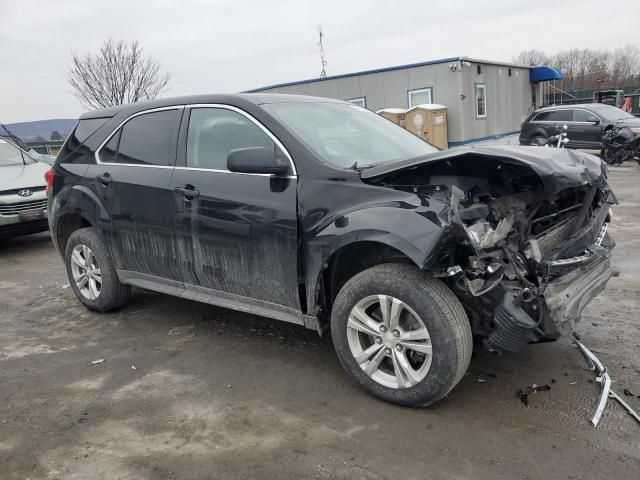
318 26 327 79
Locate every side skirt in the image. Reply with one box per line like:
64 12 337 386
116 270 320 331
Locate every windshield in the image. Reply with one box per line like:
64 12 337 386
262 102 439 168
0 139 36 166
592 104 635 122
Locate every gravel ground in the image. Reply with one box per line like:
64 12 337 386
1 164 639 480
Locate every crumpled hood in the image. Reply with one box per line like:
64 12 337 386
0 162 49 191
360 145 605 193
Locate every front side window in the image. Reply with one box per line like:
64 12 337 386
186 108 274 170
408 88 433 108
101 109 178 165
574 110 594 122
475 84 487 118
263 102 439 169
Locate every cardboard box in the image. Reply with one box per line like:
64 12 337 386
405 104 448 149
377 108 407 128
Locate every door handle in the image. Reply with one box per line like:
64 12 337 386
174 185 199 200
96 173 112 185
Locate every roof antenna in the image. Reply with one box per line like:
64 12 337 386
318 26 327 79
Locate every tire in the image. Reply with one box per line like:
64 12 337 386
64 227 130 312
330 263 472 407
530 135 547 146
601 148 617 165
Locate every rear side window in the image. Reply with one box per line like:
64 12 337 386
100 109 178 165
545 110 573 122
186 108 274 170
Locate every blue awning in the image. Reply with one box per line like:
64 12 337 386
529 66 564 83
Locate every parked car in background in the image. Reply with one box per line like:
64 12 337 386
48 94 616 407
519 103 640 149
0 138 50 240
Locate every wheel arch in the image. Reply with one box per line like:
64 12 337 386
51 184 109 255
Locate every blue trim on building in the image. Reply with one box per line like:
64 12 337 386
245 57 461 92
530 66 563 83
448 130 520 147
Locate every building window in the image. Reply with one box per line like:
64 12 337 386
407 87 433 108
347 97 366 108
475 84 487 119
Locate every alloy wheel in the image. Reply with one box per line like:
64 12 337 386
346 295 433 389
70 244 102 301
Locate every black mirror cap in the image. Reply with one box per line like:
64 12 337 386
227 147 288 175
587 115 600 124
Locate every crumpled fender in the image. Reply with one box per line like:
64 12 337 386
302 197 463 315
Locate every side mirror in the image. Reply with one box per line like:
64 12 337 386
586 115 600 124
227 147 288 175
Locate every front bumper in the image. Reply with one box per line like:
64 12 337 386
543 246 612 325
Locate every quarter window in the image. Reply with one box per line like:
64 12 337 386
102 109 178 165
186 108 275 170
475 84 487 118
408 88 433 108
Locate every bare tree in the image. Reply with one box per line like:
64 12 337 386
513 49 549 66
68 39 171 109
515 45 640 90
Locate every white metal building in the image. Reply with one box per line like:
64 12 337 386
247 56 545 147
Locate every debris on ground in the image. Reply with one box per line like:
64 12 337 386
131 365 137 370
518 384 551 407
88 359 105 366
608 390 640 424
569 381 577 385
623 388 634 397
573 333 640 427
477 375 487 383
168 325 195 335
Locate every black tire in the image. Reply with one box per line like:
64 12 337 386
330 263 472 407
601 148 618 165
64 227 130 312
530 135 547 146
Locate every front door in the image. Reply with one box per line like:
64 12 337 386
170 106 300 309
571 109 603 148
87 107 183 281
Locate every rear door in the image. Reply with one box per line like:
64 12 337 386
571 109 603 148
170 105 300 309
87 107 184 281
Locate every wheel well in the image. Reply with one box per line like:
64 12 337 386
56 213 92 254
319 241 414 320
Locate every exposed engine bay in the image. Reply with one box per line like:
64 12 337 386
365 151 617 352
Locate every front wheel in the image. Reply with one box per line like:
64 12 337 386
601 147 619 165
330 263 472 407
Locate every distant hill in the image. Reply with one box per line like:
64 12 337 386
3 118 77 141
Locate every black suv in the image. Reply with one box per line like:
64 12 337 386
48 94 616 406
519 103 640 148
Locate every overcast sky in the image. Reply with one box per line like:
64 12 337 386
1 0 637 123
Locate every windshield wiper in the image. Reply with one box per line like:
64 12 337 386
1 123 27 165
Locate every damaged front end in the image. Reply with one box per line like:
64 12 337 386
363 147 617 352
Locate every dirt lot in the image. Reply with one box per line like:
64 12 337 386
1 164 639 480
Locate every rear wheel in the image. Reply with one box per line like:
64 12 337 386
65 227 130 312
330 263 472 407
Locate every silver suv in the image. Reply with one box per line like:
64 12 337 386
0 138 50 240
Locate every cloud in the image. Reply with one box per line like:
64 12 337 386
1 0 636 122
